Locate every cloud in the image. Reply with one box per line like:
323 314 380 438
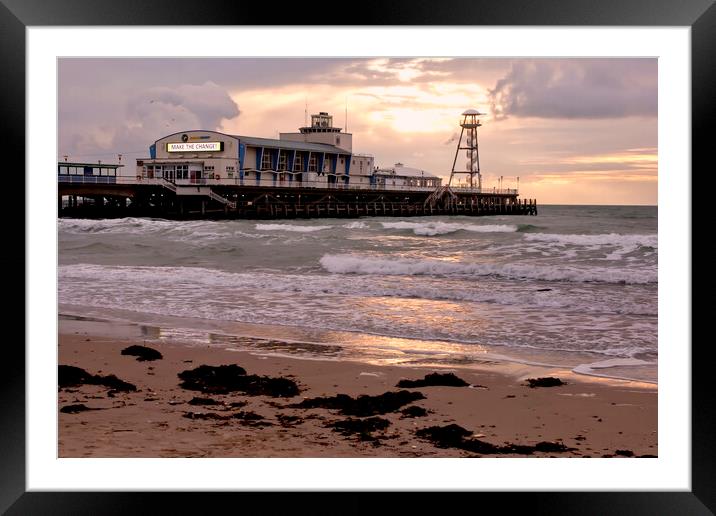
60 81 240 160
127 81 240 132
488 59 657 119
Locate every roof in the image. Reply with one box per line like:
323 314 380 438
235 135 348 154
58 162 124 168
462 108 486 115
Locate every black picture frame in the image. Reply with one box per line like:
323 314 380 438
4 0 713 513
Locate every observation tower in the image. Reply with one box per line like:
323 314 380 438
448 108 485 190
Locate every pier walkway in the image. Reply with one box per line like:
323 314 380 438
58 174 537 219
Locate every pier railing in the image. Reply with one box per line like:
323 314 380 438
58 174 519 195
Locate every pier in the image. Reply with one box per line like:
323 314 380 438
58 173 537 220
58 110 538 220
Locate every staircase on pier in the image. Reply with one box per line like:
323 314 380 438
424 185 457 208
157 179 236 210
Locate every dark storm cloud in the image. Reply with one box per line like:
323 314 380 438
488 59 657 119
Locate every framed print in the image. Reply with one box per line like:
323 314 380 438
6 0 715 513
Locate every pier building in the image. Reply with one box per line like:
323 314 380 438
58 110 537 219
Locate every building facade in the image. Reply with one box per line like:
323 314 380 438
374 163 441 189
135 112 378 188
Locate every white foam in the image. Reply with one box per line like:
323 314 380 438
524 232 657 248
572 357 655 383
58 217 179 235
59 217 269 242
319 253 657 284
380 221 518 236
343 221 369 229
255 223 332 233
59 262 657 316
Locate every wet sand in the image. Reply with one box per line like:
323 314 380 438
58 322 657 458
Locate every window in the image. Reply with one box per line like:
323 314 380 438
308 154 317 172
261 151 273 170
278 151 288 171
293 152 304 172
176 165 188 180
227 166 235 179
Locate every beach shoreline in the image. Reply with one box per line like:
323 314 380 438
58 316 657 458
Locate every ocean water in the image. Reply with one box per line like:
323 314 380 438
58 205 658 382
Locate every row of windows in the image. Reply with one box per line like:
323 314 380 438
258 151 354 172
58 166 117 176
140 157 371 176
261 151 317 172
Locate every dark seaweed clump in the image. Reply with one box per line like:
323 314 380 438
58 365 137 392
60 403 100 414
525 377 566 388
400 405 428 418
188 397 222 406
183 411 228 421
121 345 163 361
397 372 470 388
327 416 390 437
416 424 574 456
290 390 424 417
182 410 267 425
178 364 299 397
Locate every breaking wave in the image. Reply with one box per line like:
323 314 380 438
319 253 656 284
523 232 657 248
58 217 180 235
255 223 333 233
342 221 369 229
380 221 518 236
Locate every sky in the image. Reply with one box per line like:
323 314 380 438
58 58 657 205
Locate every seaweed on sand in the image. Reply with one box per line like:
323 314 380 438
397 372 470 388
58 365 137 392
177 364 299 397
416 424 574 456
290 390 424 417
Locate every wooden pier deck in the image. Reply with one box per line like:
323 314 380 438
58 178 537 220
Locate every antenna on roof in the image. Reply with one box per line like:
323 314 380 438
345 97 348 133
304 97 308 127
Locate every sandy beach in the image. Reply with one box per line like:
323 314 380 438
58 319 657 458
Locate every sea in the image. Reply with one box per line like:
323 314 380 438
58 205 658 383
